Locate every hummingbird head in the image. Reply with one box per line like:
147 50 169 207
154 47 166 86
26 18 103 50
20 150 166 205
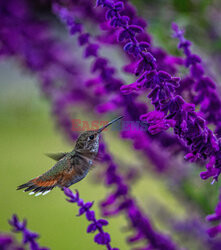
75 116 123 156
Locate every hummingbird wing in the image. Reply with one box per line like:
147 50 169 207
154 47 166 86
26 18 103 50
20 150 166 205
45 152 68 161
59 154 91 187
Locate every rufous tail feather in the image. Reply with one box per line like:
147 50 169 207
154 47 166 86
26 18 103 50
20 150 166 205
17 177 58 196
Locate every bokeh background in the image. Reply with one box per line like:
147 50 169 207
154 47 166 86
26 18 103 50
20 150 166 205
0 0 221 249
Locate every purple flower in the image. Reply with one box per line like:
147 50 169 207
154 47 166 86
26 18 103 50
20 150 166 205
78 33 90 46
85 44 99 58
92 57 108 72
207 225 221 238
94 232 110 245
78 202 94 216
118 25 143 42
8 215 48 250
135 52 156 75
0 234 24 250
140 111 175 134
63 188 116 249
120 81 143 94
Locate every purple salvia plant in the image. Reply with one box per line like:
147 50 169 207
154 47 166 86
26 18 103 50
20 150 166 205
52 2 124 110
96 0 221 183
63 188 118 250
172 27 221 233
172 23 221 133
93 0 183 75
8 215 48 250
99 142 178 249
63 0 182 75
52 2 188 176
93 0 188 166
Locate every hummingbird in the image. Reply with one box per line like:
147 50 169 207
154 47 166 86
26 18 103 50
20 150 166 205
17 116 123 196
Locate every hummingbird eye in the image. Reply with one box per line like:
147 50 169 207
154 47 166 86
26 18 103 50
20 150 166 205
89 135 95 140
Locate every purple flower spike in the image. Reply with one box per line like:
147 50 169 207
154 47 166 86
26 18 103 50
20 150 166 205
63 188 116 250
8 215 48 250
173 23 221 136
96 1 221 183
99 143 177 249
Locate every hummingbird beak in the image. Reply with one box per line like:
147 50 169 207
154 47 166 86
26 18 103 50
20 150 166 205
98 116 124 133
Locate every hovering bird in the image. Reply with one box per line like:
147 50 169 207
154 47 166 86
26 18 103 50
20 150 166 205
17 116 123 196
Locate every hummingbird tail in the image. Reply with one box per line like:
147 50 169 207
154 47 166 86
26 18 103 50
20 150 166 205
17 177 58 196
